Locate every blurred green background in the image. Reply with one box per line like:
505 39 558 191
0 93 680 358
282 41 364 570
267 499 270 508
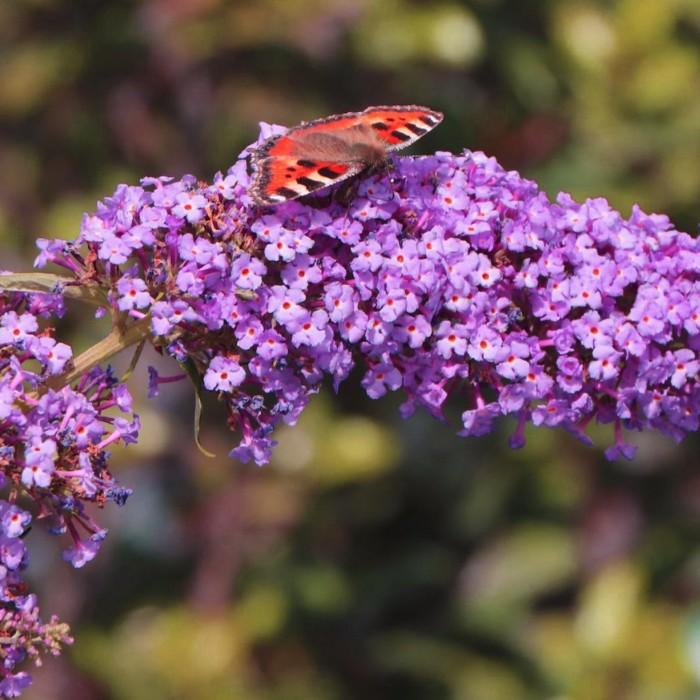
3 0 700 698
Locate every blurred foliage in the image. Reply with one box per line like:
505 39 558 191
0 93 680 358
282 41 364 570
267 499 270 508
2 0 700 698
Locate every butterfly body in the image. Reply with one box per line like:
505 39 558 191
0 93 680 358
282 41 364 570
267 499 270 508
249 105 443 206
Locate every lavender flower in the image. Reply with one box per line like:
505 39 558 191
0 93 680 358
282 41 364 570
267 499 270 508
0 286 135 691
32 141 700 469
0 121 698 694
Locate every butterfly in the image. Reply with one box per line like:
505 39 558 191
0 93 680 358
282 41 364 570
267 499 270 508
249 105 443 206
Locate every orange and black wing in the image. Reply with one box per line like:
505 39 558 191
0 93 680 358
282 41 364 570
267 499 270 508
356 105 443 151
280 105 443 152
250 137 363 206
249 105 442 205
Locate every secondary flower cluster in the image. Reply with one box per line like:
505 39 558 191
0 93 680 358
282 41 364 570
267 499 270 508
36 132 700 467
0 286 135 693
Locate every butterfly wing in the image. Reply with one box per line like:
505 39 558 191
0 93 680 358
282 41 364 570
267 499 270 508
357 105 443 152
276 105 443 151
250 134 364 205
249 105 443 205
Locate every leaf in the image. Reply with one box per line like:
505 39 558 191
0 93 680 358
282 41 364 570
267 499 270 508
0 272 107 307
179 356 216 458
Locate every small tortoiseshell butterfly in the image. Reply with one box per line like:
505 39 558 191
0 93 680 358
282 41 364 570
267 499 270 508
249 105 443 206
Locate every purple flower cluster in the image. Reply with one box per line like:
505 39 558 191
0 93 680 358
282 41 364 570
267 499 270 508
0 122 696 695
35 132 700 468
0 286 135 691
0 569 72 698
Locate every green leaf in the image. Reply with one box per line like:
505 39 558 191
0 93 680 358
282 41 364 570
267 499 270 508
179 357 216 458
0 272 107 307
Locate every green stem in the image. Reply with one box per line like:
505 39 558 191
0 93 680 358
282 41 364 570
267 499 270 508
46 315 153 391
